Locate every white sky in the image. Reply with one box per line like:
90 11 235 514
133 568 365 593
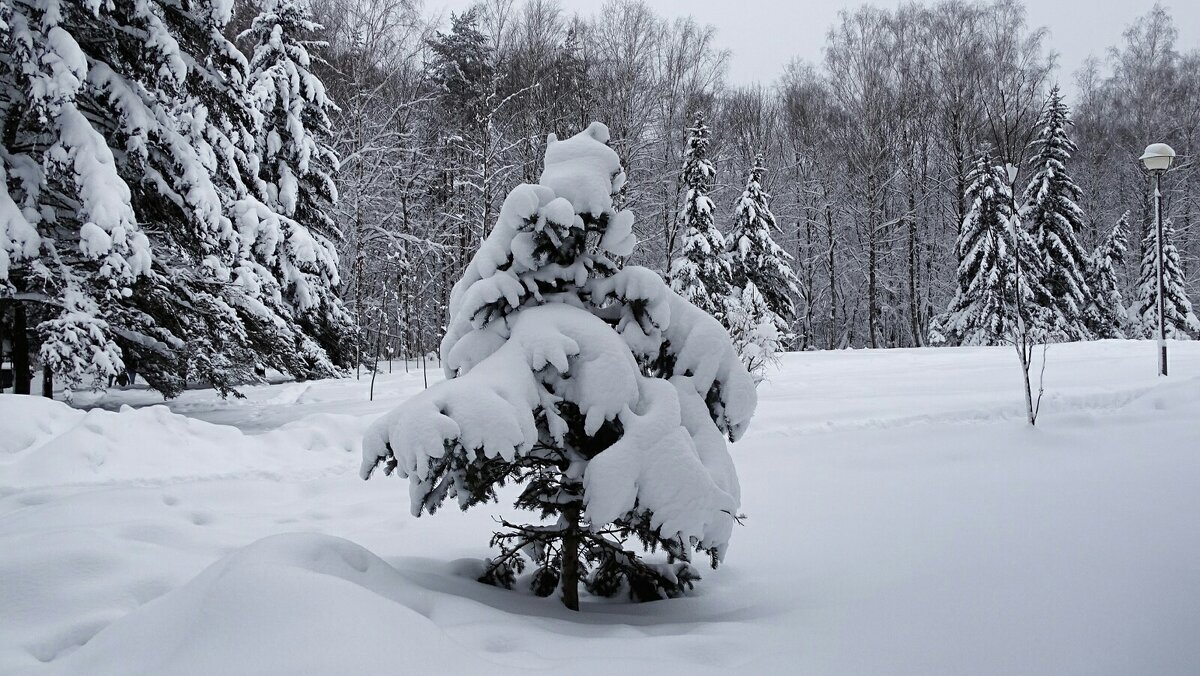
431 0 1200 90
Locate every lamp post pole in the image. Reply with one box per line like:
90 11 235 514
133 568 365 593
1153 169 1167 376
1140 143 1175 376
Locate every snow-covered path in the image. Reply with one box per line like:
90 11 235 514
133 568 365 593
2 341 1199 675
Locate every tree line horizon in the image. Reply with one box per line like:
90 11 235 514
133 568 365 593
2 0 1197 398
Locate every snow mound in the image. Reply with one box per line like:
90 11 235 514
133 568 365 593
50 533 497 676
0 395 354 489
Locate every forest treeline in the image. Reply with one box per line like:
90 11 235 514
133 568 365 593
302 0 1199 359
2 0 1197 396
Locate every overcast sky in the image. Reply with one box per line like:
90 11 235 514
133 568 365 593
431 0 1199 91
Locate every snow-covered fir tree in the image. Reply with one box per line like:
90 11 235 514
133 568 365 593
241 0 353 364
0 0 344 396
929 150 1051 346
361 123 757 610
1021 85 1094 341
1084 212 1130 339
1132 220 1200 339
243 0 339 236
725 281 784 381
725 154 799 363
668 112 733 321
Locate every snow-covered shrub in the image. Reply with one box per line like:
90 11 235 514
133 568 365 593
361 123 757 609
726 282 785 381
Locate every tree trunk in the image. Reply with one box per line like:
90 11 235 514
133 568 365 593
866 172 879 349
907 186 921 346
1016 343 1035 426
42 364 52 398
825 200 837 351
560 503 581 611
12 303 31 395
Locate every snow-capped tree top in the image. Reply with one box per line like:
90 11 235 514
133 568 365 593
1023 86 1082 208
669 111 732 320
727 154 798 322
541 122 628 218
242 0 340 234
682 111 715 186
243 0 325 71
931 148 1051 347
441 122 636 376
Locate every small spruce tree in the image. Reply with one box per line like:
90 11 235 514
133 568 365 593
726 154 800 355
668 112 734 321
1021 86 1094 341
930 150 1051 346
725 281 784 380
361 123 757 611
1132 220 1200 339
1085 212 1130 339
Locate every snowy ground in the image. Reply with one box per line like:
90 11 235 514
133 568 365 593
2 340 1199 675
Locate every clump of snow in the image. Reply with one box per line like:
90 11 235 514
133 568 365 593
0 164 41 279
539 122 627 218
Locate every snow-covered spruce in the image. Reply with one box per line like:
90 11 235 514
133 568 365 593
930 150 1051 346
668 112 734 323
243 0 339 237
725 154 799 373
0 0 345 396
361 123 757 610
1085 212 1130 339
725 281 784 381
1021 86 1094 341
241 0 353 363
1131 220 1200 340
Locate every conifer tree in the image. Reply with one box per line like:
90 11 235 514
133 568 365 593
930 150 1051 346
1085 212 1130 339
668 112 733 321
243 0 339 238
1021 86 1094 340
362 123 757 610
555 26 593 136
725 281 784 380
726 154 799 353
242 0 352 364
426 8 493 132
0 0 342 396
1132 220 1200 339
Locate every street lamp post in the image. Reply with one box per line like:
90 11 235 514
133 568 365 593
1139 143 1176 376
